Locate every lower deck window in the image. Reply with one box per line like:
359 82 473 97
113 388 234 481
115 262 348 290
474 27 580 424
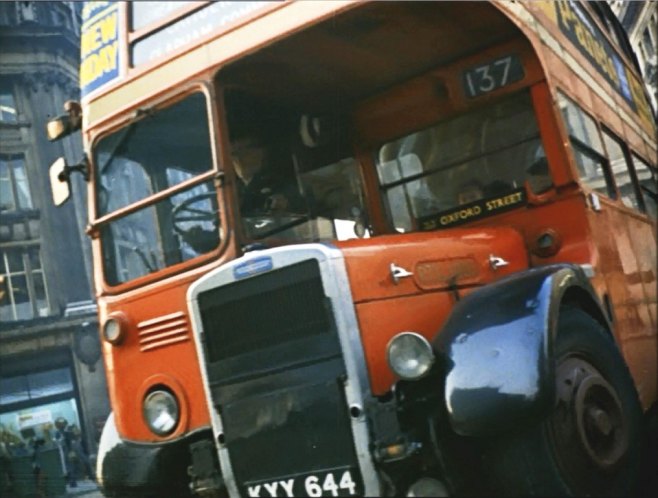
375 91 551 232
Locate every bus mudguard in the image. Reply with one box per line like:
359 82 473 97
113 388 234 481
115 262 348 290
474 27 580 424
433 264 609 437
96 413 215 497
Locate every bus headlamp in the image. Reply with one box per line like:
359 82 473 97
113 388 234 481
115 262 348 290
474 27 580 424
143 389 180 436
102 314 127 345
387 332 435 380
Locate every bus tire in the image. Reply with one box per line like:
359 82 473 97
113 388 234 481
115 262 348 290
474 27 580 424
483 306 643 496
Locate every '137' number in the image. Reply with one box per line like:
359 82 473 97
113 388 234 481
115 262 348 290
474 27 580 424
463 55 524 97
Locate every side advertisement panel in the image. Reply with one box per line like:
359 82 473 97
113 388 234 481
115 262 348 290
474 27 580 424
80 1 123 100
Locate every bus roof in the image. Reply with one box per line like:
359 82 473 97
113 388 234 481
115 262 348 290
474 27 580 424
80 0 655 146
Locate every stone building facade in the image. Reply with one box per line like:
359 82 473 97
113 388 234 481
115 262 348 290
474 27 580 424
0 1 109 469
609 0 658 113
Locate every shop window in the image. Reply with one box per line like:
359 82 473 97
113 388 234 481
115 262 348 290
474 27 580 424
0 376 29 405
28 369 73 398
0 399 81 454
0 90 17 123
0 246 50 321
0 154 33 211
0 368 72 406
557 92 615 199
0 368 79 451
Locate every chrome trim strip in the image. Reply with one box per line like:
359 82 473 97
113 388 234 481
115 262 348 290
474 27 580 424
137 319 187 335
321 245 381 497
187 244 380 497
140 335 189 352
137 311 185 328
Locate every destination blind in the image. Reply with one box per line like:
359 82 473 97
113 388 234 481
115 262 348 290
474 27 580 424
418 188 527 230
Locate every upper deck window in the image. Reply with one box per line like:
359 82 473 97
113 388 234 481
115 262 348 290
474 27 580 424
94 92 221 286
375 91 551 232
601 129 637 210
632 154 657 219
129 1 190 32
557 92 615 199
130 2 269 67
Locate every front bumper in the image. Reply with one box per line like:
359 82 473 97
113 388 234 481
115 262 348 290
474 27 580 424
96 413 214 497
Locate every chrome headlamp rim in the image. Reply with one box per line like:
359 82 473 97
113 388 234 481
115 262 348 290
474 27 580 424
143 388 180 437
386 331 436 381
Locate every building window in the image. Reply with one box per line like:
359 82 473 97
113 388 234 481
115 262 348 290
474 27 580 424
0 155 33 211
0 246 50 321
16 1 37 23
0 90 17 123
642 28 655 59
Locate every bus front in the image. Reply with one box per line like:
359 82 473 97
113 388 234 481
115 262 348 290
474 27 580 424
57 1 655 497
91 88 227 497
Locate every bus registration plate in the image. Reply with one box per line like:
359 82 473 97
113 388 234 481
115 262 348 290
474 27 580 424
244 468 359 497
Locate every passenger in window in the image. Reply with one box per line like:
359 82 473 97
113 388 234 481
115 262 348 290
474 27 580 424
485 180 514 197
526 149 553 194
457 180 485 205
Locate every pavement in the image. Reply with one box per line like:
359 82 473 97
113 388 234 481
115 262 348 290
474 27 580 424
63 479 103 497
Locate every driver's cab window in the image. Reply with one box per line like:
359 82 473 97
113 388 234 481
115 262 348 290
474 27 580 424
376 91 551 232
225 91 370 247
94 92 220 285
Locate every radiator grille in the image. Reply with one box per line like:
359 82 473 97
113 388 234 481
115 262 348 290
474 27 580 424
196 258 363 494
198 259 330 363
138 311 189 352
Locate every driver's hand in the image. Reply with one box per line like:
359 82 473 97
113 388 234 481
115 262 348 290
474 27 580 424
264 194 289 212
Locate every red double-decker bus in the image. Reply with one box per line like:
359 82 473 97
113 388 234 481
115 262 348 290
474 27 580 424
47 1 656 496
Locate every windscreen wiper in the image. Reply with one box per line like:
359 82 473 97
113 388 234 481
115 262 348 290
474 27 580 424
99 108 150 174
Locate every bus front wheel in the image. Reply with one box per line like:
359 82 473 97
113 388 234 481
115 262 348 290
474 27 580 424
483 307 643 496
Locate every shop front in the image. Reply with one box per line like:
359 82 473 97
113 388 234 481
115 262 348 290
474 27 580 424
0 347 94 496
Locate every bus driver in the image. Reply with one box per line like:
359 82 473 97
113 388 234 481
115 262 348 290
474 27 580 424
231 134 304 217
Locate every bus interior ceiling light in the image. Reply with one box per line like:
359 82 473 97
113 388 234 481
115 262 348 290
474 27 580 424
387 332 435 380
143 389 180 436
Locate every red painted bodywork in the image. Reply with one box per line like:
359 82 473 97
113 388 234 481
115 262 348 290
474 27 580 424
336 228 529 394
86 1 656 446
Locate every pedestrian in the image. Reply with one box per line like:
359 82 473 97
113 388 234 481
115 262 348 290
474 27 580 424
54 417 94 486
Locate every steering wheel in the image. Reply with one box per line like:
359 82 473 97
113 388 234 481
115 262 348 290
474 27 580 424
244 213 309 240
171 191 218 235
